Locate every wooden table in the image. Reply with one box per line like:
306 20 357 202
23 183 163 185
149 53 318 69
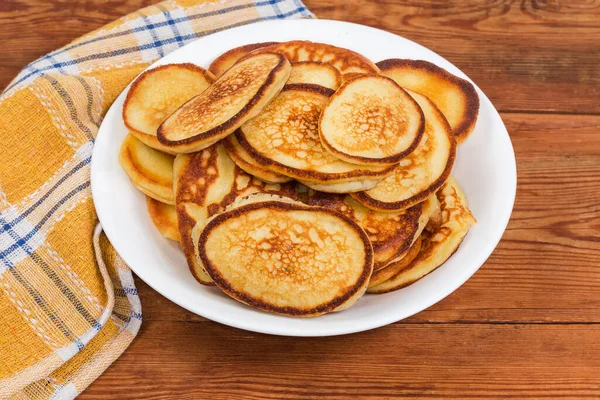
2 1 600 398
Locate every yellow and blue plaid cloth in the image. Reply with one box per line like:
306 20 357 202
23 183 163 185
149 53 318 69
0 0 313 398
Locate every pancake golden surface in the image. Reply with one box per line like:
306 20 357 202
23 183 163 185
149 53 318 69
378 59 479 144
158 53 291 153
123 63 214 154
369 236 422 287
236 84 394 193
368 177 476 293
208 42 278 77
287 61 342 90
198 194 373 317
320 75 424 166
351 91 456 211
246 40 379 77
119 133 175 204
174 144 298 285
307 191 423 271
222 134 292 184
146 197 180 242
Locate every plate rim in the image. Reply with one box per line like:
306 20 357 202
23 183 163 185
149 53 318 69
91 18 517 337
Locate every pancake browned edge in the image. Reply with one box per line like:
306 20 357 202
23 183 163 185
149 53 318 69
243 40 380 77
209 42 279 77
158 53 291 153
235 83 395 191
123 63 215 154
119 133 175 204
198 195 373 317
222 134 292 184
307 191 423 271
287 61 343 90
377 59 479 144
368 176 476 294
174 144 299 285
146 197 180 242
368 236 422 288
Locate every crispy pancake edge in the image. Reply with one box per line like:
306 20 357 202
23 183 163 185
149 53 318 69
119 134 175 204
288 61 343 90
241 40 380 76
208 42 279 77
198 200 374 316
377 58 480 143
146 196 180 242
222 134 292 184
368 236 422 288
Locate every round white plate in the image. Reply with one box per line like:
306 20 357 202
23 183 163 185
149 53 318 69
92 19 516 336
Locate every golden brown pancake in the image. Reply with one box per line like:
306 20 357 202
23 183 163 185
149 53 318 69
377 59 480 144
287 61 342 90
320 75 425 166
307 191 423 271
198 193 373 317
244 40 380 78
222 134 292 184
146 197 180 242
351 91 456 211
368 176 476 293
368 236 422 287
236 84 394 193
122 63 214 154
119 133 175 204
208 42 278 77
158 53 291 153
174 143 298 285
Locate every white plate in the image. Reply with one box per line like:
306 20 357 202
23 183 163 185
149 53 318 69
92 19 516 336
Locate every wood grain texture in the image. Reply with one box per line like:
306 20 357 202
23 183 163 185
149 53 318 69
80 322 600 399
2 0 600 398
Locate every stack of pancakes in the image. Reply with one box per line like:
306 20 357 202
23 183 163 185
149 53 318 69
119 41 478 317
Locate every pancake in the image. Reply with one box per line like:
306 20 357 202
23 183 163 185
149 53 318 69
307 191 423 271
158 53 291 153
208 42 278 77
368 236 422 288
146 197 180 242
236 84 394 193
198 193 373 317
351 91 456 211
426 202 443 232
287 61 342 90
244 40 379 78
123 63 215 154
222 134 292 184
320 75 425 166
368 176 476 294
119 133 175 204
174 143 298 285
377 59 480 144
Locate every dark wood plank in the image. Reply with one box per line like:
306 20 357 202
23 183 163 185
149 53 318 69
81 321 600 399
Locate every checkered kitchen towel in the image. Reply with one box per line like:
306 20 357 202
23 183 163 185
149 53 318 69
0 1 313 398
